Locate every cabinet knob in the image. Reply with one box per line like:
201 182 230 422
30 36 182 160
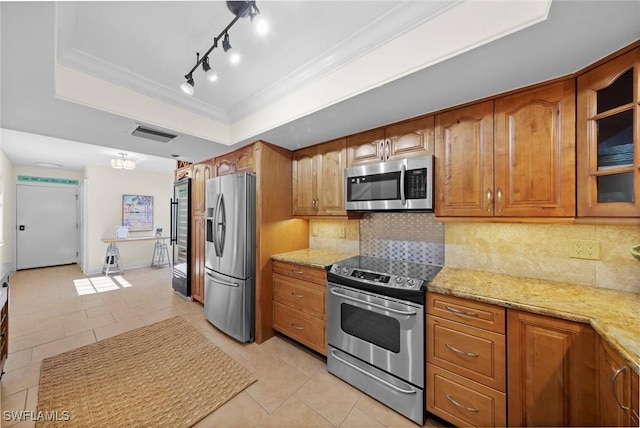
486 189 493 212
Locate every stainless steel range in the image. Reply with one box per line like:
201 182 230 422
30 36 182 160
326 255 441 425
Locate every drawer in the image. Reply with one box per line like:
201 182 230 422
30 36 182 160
272 260 327 286
273 273 325 319
427 315 505 391
427 364 506 428
273 301 326 355
427 293 505 334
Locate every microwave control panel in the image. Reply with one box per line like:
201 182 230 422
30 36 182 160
406 168 427 199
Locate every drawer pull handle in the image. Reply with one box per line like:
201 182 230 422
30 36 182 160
446 395 480 413
291 323 304 330
611 366 630 411
445 305 478 317
291 293 305 299
446 343 479 357
291 270 305 275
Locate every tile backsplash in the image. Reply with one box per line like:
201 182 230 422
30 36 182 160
309 213 639 294
359 212 445 265
445 223 640 293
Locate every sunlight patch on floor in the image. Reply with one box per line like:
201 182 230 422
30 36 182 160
73 275 132 295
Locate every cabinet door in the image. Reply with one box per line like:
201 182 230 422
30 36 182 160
191 214 205 303
385 115 434 161
234 145 254 173
495 80 576 217
175 165 193 181
316 138 347 216
192 161 213 215
577 47 640 217
292 146 317 215
346 128 385 166
435 101 494 217
507 310 596 427
598 337 631 427
214 154 235 177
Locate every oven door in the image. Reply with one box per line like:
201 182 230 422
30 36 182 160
326 283 424 387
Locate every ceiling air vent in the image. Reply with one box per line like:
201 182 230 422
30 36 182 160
130 125 178 143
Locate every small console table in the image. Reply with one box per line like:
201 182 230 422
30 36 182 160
101 236 171 275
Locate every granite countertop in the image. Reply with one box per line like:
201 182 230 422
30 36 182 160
429 267 640 374
271 249 357 270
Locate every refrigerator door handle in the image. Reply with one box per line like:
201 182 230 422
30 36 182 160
206 271 239 287
170 198 177 244
218 193 226 257
213 193 222 257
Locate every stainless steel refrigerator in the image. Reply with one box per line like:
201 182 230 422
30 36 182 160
204 172 255 343
171 178 191 299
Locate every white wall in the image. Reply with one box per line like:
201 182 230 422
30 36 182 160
0 151 14 265
85 164 173 274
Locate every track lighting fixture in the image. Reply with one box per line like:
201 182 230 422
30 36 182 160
180 1 264 96
180 74 194 95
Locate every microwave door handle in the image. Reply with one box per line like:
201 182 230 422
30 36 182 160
400 165 406 205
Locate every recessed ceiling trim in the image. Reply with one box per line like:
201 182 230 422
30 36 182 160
230 0 552 144
54 3 228 122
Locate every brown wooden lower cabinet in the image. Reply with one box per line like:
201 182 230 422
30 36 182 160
271 260 327 355
427 364 506 427
597 335 639 427
507 309 597 427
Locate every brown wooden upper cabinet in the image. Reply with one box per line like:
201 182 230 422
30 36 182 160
292 138 347 216
577 47 640 218
214 144 254 177
435 80 576 217
346 116 434 167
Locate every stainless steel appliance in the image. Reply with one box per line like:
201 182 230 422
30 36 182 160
326 256 442 425
204 172 256 343
344 156 434 211
170 177 191 298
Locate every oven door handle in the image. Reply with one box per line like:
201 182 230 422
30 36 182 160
330 349 417 395
329 288 418 316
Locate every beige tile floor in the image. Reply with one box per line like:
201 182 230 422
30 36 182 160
1 264 445 428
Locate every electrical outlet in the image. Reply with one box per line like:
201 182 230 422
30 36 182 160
338 226 346 239
311 226 318 237
570 239 600 260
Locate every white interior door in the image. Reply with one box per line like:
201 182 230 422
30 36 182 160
16 184 79 270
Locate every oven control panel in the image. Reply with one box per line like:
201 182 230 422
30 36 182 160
330 265 424 291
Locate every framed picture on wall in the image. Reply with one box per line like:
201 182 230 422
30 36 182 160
122 194 154 232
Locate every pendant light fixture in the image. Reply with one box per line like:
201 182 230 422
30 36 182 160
179 1 264 95
111 152 136 170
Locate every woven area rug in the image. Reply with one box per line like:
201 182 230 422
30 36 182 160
36 316 256 427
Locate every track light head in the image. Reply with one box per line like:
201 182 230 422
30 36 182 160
226 1 258 18
202 57 218 82
180 74 194 95
222 33 232 52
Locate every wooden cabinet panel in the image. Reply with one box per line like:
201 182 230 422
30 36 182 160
346 116 433 167
292 139 346 216
346 128 385 166
427 293 505 334
273 301 326 355
577 47 640 217
190 214 205 303
507 309 596 427
427 364 506 428
597 336 633 427
272 260 327 286
435 101 494 216
427 316 506 391
273 273 325 319
192 161 213 215
631 369 639 427
495 80 576 216
175 165 193 181
316 138 347 216
385 116 434 161
292 146 317 216
214 144 255 177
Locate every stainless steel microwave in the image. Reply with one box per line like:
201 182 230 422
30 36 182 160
344 156 433 211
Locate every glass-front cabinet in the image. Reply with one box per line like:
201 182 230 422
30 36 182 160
577 47 639 217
